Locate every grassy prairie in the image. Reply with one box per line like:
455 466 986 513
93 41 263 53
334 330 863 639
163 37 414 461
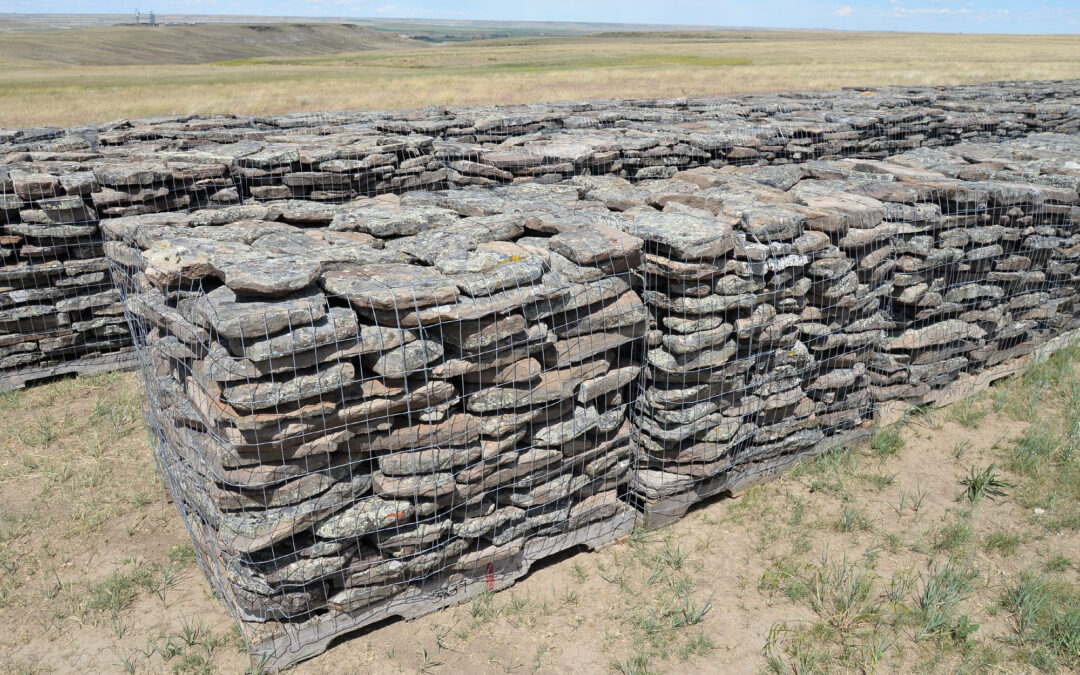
0 23 420 66
2 346 1080 672
3 30 1080 126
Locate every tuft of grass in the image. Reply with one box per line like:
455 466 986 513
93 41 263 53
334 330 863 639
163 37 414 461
933 517 974 556
468 590 498 626
1001 569 1080 671
82 561 157 617
870 427 904 458
611 653 655 675
808 550 880 633
836 505 872 533
670 594 713 629
984 531 1021 557
951 398 989 428
1044 553 1072 574
863 471 898 492
916 558 979 640
679 632 714 660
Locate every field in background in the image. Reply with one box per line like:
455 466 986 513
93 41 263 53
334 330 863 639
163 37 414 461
2 348 1079 673
2 29 1080 126
0 24 421 66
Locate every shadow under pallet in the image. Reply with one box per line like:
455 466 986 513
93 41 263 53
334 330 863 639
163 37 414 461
631 425 876 529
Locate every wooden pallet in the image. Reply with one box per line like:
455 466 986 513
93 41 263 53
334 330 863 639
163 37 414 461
0 348 140 393
212 508 636 671
635 424 876 529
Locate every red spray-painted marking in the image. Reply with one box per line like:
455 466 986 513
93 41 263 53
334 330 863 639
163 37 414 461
485 562 495 591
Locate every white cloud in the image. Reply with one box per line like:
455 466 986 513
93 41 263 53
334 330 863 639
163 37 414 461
833 5 853 16
893 6 971 14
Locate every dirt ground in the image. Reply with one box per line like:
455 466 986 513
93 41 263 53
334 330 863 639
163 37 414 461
1 359 1078 674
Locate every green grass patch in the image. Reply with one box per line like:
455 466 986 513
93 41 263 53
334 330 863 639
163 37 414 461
1001 569 1080 672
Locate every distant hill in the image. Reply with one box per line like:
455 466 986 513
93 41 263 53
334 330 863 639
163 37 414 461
0 14 732 37
0 22 424 65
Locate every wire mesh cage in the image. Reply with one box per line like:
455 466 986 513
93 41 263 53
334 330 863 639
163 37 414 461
103 184 648 667
621 168 887 525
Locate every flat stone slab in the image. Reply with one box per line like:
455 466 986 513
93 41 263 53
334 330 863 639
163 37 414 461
196 285 328 340
210 252 321 297
320 264 459 311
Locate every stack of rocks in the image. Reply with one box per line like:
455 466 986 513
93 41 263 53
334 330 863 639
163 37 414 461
603 165 885 522
0 157 230 384
836 156 1080 403
97 143 1080 667
102 186 646 659
224 135 447 202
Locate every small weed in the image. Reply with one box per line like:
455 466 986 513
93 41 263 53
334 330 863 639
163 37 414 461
934 518 974 555
469 591 498 625
111 648 137 674
886 566 917 604
836 505 872 533
763 624 824 675
908 404 942 429
960 463 1014 503
569 562 588 584
911 484 929 513
168 543 197 566
418 645 443 673
679 632 714 659
881 532 902 554
864 471 898 492
811 553 879 633
1044 553 1072 573
658 541 686 571
611 653 654 675
1003 569 1051 638
952 440 973 460
1008 426 1060 477
533 644 551 670
82 561 155 617
861 632 893 672
22 415 57 447
671 593 713 628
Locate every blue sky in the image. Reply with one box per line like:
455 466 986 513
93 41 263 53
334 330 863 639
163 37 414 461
3 1 1078 34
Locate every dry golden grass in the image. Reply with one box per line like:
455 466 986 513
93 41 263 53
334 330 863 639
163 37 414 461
3 30 1080 127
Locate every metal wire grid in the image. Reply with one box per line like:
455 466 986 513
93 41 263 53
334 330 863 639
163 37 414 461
104 188 645 662
98 145 1080 667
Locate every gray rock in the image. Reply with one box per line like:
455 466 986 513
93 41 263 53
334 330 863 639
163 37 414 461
320 263 458 311
196 284 327 340
314 496 416 539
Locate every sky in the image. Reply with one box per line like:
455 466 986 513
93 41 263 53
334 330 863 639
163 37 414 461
2 1 1077 34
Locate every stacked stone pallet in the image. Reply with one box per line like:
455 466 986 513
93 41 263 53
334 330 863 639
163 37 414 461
602 165 890 522
0 156 235 386
101 145 1080 667
102 184 648 663
834 149 1080 403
